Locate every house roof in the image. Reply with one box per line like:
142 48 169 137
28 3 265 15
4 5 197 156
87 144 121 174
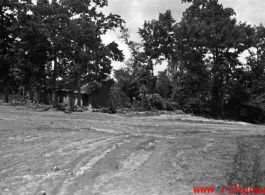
57 79 114 94
58 87 89 94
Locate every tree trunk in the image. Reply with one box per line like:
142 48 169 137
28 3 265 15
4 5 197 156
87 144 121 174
211 75 220 117
37 86 40 104
52 54 58 105
129 95 133 104
4 82 9 103
221 75 229 117
211 48 221 117
23 86 26 101
1 9 8 103
77 71 82 107
77 87 81 107
29 82 34 103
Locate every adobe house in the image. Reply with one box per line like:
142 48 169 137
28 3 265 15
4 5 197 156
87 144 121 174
57 80 129 108
57 89 89 107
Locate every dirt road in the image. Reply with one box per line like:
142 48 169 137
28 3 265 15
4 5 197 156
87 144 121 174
0 106 265 195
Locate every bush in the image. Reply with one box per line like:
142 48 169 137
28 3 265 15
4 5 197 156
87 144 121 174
107 99 117 113
145 94 164 110
182 97 210 115
163 100 178 111
118 93 179 112
225 98 265 123
140 94 178 111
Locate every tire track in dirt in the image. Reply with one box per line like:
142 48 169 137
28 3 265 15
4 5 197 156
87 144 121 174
56 136 130 195
1 134 123 195
225 135 265 195
55 137 159 195
75 139 131 177
41 136 115 158
86 138 164 195
91 149 152 195
2 106 265 195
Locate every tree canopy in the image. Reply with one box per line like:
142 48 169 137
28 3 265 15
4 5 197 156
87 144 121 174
1 0 265 123
1 0 124 106
113 0 265 123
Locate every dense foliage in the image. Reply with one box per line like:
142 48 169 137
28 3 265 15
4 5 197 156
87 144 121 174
0 0 124 105
113 0 265 123
1 0 265 123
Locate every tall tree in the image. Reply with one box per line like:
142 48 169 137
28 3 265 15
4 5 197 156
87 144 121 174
139 10 175 93
174 0 252 115
61 0 125 106
116 28 154 103
155 70 172 99
15 1 51 102
0 0 19 102
35 0 70 104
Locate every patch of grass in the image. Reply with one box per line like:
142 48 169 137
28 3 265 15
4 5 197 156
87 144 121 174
227 135 265 194
36 125 80 132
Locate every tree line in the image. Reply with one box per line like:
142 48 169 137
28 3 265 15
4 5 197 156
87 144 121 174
113 0 265 123
1 0 265 123
0 0 124 105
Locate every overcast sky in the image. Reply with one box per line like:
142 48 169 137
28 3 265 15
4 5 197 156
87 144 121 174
100 0 265 73
32 0 265 73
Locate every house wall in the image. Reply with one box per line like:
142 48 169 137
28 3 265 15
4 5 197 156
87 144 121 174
57 91 86 107
88 84 112 108
56 83 130 109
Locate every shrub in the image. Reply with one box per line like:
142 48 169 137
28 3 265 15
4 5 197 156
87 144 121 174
163 100 178 111
141 94 178 111
144 94 164 110
225 98 265 123
182 97 210 115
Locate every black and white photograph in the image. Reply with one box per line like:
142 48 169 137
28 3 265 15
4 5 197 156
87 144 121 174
1 0 265 194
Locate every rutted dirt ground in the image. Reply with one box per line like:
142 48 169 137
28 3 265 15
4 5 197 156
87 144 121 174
1 106 265 195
